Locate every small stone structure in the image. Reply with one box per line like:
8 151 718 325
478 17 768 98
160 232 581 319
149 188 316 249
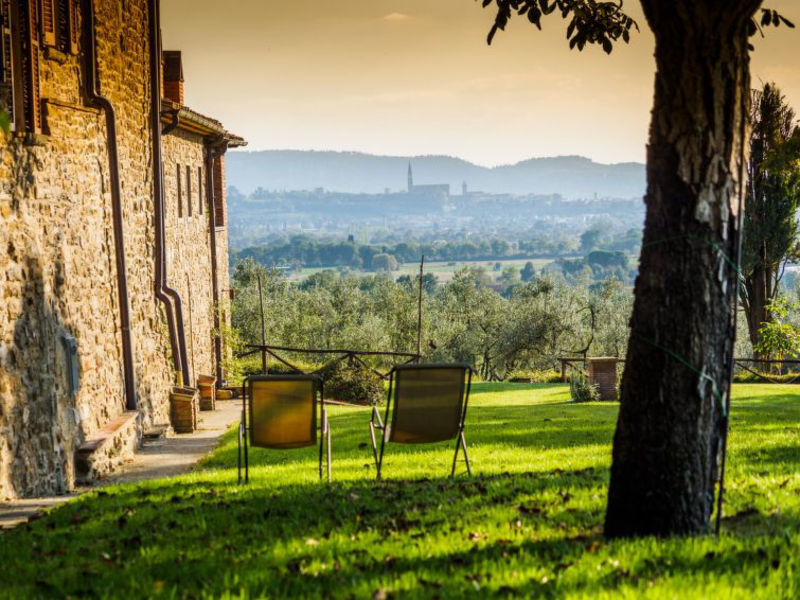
587 357 619 402
75 411 139 483
0 0 244 499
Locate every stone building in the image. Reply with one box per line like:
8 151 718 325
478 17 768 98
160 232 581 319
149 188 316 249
0 0 244 499
407 161 450 200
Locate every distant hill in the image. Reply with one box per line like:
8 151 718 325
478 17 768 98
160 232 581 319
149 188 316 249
226 150 645 199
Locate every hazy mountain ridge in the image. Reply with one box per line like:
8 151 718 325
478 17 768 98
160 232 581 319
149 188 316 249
226 150 645 199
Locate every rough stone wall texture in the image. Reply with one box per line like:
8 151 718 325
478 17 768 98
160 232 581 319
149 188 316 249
0 0 229 499
163 129 217 383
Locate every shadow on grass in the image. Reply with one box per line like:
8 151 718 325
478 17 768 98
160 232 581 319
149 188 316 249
4 464 798 599
4 387 800 598
737 444 800 472
0 468 610 598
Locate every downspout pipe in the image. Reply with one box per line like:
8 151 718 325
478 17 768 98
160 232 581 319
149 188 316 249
205 138 227 386
148 0 191 387
82 0 137 411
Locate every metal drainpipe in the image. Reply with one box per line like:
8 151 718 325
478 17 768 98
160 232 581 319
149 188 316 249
148 0 191 387
82 0 137 411
205 140 226 386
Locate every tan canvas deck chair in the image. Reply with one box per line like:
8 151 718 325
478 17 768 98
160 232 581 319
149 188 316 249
238 374 331 483
369 364 472 480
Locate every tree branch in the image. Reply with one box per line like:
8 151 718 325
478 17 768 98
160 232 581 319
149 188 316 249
480 0 638 53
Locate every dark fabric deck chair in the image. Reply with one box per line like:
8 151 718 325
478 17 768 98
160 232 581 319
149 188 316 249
369 364 472 480
238 374 331 483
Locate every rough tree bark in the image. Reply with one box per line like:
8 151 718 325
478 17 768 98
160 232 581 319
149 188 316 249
605 0 761 537
742 255 774 359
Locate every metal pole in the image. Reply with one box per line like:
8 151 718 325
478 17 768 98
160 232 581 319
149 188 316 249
416 255 424 360
186 274 196 384
257 273 267 372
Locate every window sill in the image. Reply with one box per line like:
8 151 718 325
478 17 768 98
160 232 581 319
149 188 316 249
23 133 50 147
44 47 69 65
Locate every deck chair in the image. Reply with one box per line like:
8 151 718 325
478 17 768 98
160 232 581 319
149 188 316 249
238 374 331 484
369 364 472 480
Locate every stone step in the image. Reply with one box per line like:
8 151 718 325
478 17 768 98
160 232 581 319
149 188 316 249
75 411 140 484
143 424 171 441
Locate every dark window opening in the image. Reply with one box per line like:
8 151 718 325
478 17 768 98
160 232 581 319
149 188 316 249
0 0 17 132
213 155 225 227
186 164 192 217
198 165 203 215
177 162 183 218
55 0 77 55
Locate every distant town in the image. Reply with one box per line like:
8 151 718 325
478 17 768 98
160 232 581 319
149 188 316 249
227 159 646 253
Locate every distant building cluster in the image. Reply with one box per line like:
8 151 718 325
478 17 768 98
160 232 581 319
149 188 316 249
406 162 451 200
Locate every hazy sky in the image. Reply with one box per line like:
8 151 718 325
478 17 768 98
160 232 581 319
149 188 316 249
162 1 799 166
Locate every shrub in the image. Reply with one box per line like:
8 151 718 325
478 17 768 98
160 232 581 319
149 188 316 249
733 370 800 384
319 360 385 405
237 356 384 404
264 360 316 376
507 369 563 384
236 355 316 383
569 372 600 403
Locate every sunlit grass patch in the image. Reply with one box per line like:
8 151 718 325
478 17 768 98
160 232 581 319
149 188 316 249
1 383 799 598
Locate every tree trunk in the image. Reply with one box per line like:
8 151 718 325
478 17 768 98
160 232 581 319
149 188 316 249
605 0 760 538
743 258 770 361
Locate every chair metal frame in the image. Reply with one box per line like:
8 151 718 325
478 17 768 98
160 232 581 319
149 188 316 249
369 363 472 480
238 374 331 484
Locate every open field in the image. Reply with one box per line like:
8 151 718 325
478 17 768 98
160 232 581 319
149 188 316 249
291 257 564 283
1 383 799 598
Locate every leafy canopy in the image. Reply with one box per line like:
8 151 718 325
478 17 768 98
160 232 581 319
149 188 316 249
742 83 800 292
479 1 794 53
754 298 800 361
480 0 637 52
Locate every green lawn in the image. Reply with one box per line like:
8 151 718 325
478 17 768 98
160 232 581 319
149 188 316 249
2 383 800 599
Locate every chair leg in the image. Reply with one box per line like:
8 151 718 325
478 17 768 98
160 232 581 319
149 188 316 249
244 423 249 485
237 421 243 484
450 433 461 477
326 416 332 483
319 419 324 481
376 429 388 481
369 422 379 470
460 432 472 476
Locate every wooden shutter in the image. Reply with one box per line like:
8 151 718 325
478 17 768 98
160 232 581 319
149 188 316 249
186 165 192 217
66 0 77 54
40 0 56 47
0 0 15 131
22 0 42 134
197 166 203 215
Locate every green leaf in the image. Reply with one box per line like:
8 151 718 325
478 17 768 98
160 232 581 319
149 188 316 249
487 23 499 45
0 109 9 137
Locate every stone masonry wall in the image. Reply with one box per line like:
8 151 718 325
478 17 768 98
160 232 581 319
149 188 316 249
0 0 230 499
163 128 217 384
